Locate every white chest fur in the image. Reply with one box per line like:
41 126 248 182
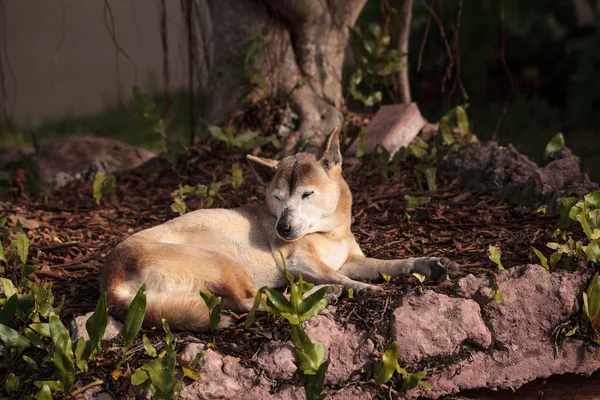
314 236 353 271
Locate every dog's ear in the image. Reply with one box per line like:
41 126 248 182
246 155 279 184
319 126 342 171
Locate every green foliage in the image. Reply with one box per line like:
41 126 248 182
544 132 565 162
230 163 243 190
372 341 431 392
6 372 20 392
170 182 224 215
355 128 367 159
131 318 183 399
143 335 158 357
199 290 222 331
207 125 275 152
488 245 504 270
132 86 184 164
348 17 406 107
582 273 600 324
438 105 473 147
93 171 116 206
122 284 147 355
373 341 398 385
376 145 406 182
246 251 329 399
532 247 549 271
404 195 431 208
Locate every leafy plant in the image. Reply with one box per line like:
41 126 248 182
246 251 330 399
372 341 431 392
544 132 564 162
170 182 224 215
132 86 183 164
376 145 406 182
490 273 504 304
488 245 504 270
230 163 243 190
208 125 275 152
131 319 182 399
404 195 431 209
348 19 406 107
199 290 222 331
582 273 600 327
121 284 147 363
93 171 116 206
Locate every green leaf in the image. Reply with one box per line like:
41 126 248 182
439 115 455 146
93 171 107 205
404 195 431 208
182 366 201 381
0 243 6 264
403 370 428 391
6 372 19 392
455 105 471 137
583 240 600 263
143 335 157 357
488 245 504 270
299 287 329 321
16 233 30 264
264 288 294 314
122 284 147 349
355 128 367 158
565 326 578 337
549 251 562 268
49 313 75 392
1 278 17 298
0 294 18 325
139 352 181 396
170 197 187 216
348 288 354 299
131 368 150 385
30 323 51 337
536 205 547 215
161 318 174 349
86 293 107 357
231 163 243 190
423 167 437 193
374 341 398 385
305 360 329 400
22 264 39 283
544 132 564 161
199 290 221 310
532 248 549 270
585 191 600 209
34 384 53 400
24 327 46 349
291 325 324 375
0 323 31 348
74 337 90 372
559 197 578 228
23 354 39 370
244 287 266 328
584 273 600 323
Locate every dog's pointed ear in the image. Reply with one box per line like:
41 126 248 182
319 126 342 171
246 155 279 184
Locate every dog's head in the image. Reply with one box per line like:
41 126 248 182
247 127 347 241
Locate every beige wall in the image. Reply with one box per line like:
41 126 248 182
2 0 187 128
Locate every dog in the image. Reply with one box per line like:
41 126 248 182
101 127 458 331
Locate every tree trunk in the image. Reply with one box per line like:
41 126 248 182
192 0 367 152
392 0 413 103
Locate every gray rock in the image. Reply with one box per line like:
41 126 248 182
70 311 123 342
391 291 492 364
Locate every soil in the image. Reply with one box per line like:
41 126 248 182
0 127 598 398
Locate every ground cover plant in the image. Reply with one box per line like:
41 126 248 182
2 110 599 398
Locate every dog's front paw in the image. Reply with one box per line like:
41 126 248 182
349 281 384 296
412 257 459 282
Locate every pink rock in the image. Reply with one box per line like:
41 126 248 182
346 103 425 157
70 311 123 342
304 316 375 384
411 265 600 399
391 291 492 364
256 341 297 380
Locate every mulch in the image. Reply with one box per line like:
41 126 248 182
0 126 588 398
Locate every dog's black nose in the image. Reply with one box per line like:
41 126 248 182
277 220 293 238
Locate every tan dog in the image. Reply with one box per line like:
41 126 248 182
101 128 458 331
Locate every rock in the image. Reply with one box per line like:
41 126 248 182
0 137 155 189
439 142 598 213
391 291 492 364
256 316 374 385
256 341 297 380
70 311 123 342
411 265 600 399
346 103 426 157
73 384 114 400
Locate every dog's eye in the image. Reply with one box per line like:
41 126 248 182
302 191 314 199
273 195 281 201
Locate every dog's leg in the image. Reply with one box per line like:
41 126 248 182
285 251 383 294
338 255 459 282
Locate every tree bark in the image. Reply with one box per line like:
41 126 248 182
193 0 367 152
392 0 413 103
